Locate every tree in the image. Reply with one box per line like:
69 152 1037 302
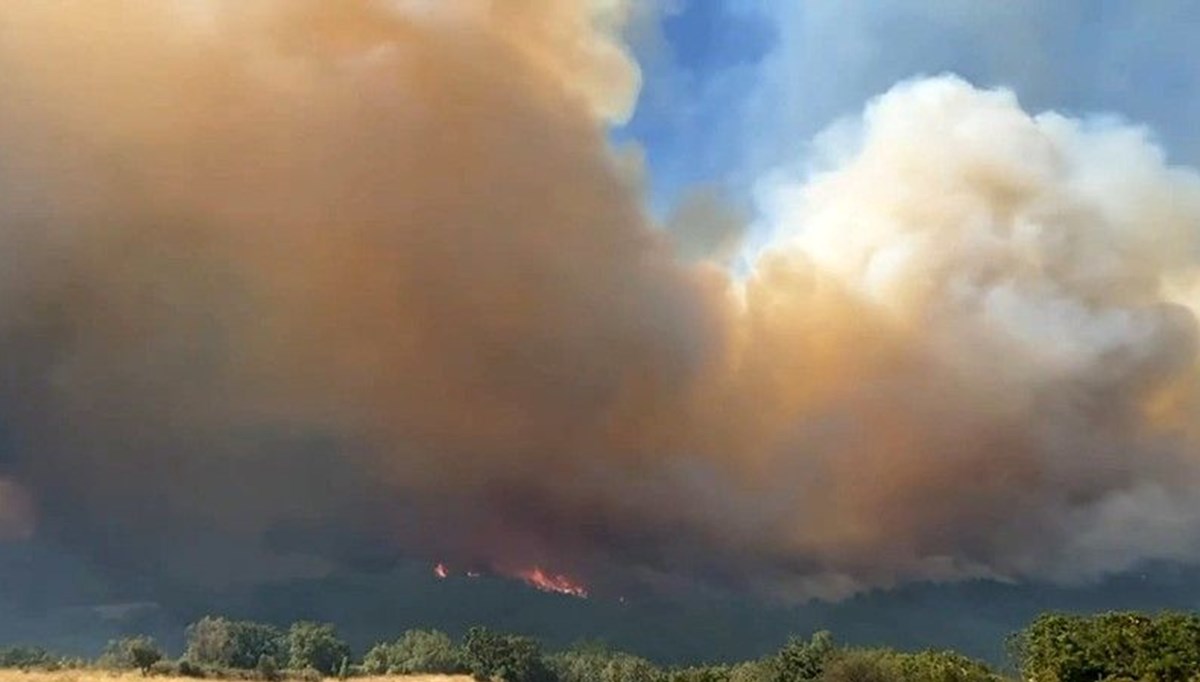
463 626 554 682
185 616 235 666
550 642 662 682
887 650 999 682
287 621 351 675
364 629 466 674
774 631 835 682
1012 611 1200 682
728 660 774 682
602 654 662 682
184 616 287 669
104 636 164 675
229 621 288 670
818 650 896 682
666 665 732 682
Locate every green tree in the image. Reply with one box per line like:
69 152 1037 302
184 616 287 669
287 621 352 675
185 616 235 666
774 631 835 682
887 650 999 682
463 626 554 682
1013 611 1200 682
104 635 164 675
818 650 896 682
229 621 288 669
666 665 732 682
601 654 662 682
728 660 774 682
364 629 466 674
550 643 662 682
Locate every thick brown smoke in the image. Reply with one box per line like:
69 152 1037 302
1 1 1200 602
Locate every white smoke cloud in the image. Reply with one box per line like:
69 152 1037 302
732 76 1200 596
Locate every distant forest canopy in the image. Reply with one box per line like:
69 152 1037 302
3 611 1200 682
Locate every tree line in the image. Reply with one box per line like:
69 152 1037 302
2 610 1200 681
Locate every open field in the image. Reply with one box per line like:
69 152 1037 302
0 674 473 682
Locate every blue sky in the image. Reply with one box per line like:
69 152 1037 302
621 0 1200 216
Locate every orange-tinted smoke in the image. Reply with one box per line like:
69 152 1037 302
1 3 1200 603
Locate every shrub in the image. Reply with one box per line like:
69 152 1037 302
178 658 208 677
258 654 281 681
149 659 182 677
0 645 53 669
295 666 324 682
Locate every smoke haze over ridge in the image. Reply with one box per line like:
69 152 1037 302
2 0 1200 610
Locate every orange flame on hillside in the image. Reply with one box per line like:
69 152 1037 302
433 562 449 579
516 567 589 598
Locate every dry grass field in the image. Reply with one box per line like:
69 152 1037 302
0 673 473 682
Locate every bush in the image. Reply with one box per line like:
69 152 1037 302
364 629 466 674
287 622 351 675
0 645 53 669
149 659 181 676
178 658 208 677
258 655 281 681
294 666 324 682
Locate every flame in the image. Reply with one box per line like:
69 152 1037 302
430 561 585 597
516 567 589 599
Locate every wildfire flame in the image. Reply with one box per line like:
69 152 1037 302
431 561 586 598
516 567 589 599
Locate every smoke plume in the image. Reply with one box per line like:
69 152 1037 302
2 1 1200 603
